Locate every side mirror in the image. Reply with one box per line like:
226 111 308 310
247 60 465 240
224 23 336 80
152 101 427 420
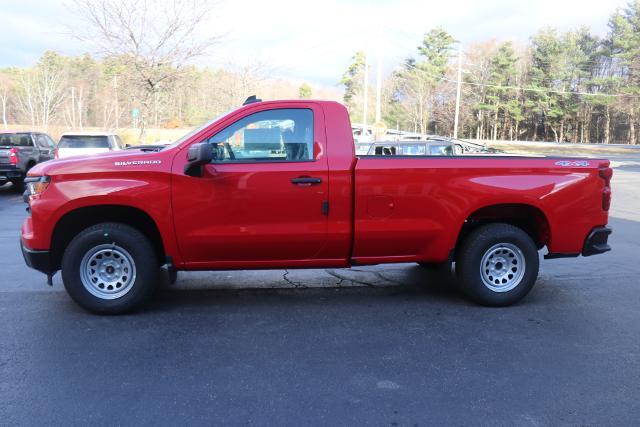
184 143 213 177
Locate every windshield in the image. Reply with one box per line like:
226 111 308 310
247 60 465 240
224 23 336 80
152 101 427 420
59 135 110 149
162 107 242 150
0 133 32 147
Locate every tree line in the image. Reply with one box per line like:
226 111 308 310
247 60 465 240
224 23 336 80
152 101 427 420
341 1 640 144
0 0 320 139
1 0 639 144
0 51 314 133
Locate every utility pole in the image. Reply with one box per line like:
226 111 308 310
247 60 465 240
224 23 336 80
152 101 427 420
363 52 369 133
78 87 83 130
375 47 382 124
453 44 463 139
113 75 119 129
70 86 76 128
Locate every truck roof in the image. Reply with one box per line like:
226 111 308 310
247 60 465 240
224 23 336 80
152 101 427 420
0 130 39 134
60 131 118 137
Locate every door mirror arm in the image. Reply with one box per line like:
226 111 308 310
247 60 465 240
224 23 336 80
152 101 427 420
184 143 214 177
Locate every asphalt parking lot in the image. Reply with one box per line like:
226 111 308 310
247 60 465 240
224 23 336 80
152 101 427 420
2 157 639 425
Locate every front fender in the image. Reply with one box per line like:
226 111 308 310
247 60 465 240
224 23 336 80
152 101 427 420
25 173 180 265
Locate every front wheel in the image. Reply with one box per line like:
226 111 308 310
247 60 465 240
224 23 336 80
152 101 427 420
61 223 159 314
456 223 539 306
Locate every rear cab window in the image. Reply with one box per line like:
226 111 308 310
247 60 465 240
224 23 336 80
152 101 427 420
58 135 110 149
0 133 34 147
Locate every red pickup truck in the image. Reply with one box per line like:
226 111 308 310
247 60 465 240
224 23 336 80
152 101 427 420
21 99 612 313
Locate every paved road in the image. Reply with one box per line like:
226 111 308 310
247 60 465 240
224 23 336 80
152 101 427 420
1 163 639 426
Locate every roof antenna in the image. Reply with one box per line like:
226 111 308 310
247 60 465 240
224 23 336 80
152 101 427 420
243 95 262 105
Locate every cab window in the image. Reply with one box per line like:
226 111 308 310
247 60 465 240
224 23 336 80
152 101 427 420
0 133 33 147
207 108 313 162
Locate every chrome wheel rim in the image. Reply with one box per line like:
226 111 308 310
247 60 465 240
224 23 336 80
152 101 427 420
80 244 137 300
480 243 526 292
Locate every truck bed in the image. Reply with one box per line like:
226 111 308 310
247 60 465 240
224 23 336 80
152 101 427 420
351 156 609 264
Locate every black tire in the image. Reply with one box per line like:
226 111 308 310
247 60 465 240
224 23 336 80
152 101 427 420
159 266 178 287
13 163 34 192
168 268 178 285
61 222 159 314
418 261 454 277
11 179 25 192
456 223 539 306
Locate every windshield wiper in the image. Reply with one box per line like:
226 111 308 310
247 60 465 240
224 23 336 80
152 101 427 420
126 144 166 152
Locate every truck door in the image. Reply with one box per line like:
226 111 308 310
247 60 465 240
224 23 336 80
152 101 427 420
35 134 55 161
171 105 329 266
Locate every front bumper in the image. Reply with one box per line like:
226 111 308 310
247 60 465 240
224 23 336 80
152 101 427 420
21 239 55 275
582 226 612 257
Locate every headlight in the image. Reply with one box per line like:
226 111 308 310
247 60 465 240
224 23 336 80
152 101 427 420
25 176 51 196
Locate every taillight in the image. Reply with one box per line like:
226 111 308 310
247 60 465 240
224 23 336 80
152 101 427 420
9 148 18 166
599 167 613 211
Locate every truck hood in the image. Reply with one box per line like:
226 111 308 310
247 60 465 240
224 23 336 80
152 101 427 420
28 148 171 177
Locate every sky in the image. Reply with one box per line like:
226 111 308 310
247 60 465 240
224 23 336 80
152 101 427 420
0 0 632 88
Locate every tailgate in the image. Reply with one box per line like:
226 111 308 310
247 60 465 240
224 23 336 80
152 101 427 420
0 147 11 165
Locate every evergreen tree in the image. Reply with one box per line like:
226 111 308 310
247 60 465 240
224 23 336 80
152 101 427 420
607 0 640 144
339 51 366 118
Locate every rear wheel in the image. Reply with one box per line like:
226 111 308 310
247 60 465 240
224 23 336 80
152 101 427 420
12 163 34 192
11 178 25 192
456 223 539 306
61 222 159 314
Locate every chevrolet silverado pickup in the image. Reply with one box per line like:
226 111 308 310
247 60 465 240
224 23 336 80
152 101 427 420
20 98 612 313
1 131 56 190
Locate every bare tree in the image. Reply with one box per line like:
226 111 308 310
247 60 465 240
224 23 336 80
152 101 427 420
0 91 7 129
15 53 66 129
0 73 13 129
69 0 222 134
227 61 271 104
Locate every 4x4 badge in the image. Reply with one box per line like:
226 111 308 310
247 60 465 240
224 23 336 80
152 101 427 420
555 160 590 167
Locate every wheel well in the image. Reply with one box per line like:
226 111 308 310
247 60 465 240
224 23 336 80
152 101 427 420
457 204 550 251
23 160 36 175
50 205 165 271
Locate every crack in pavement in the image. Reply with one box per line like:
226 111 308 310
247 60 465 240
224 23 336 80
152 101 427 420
371 271 408 286
329 268 409 287
325 270 376 288
282 270 306 288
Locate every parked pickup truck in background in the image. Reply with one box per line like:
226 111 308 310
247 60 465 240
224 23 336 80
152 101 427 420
355 137 500 156
0 131 56 190
20 98 613 313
